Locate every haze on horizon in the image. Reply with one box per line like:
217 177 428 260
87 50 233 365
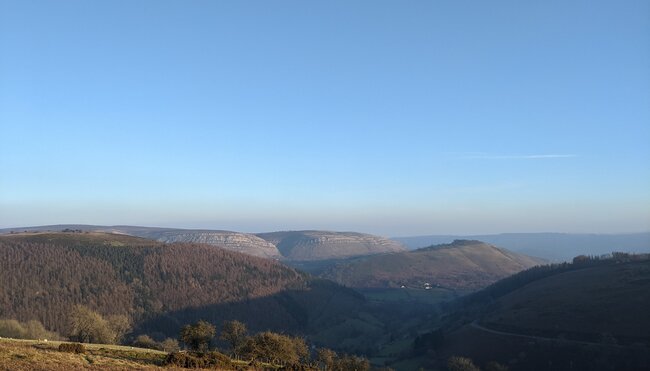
1 1 649 236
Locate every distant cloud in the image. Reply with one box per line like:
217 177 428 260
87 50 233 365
458 153 577 160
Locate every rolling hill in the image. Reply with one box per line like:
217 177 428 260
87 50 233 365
0 225 404 261
321 240 544 290
410 254 650 371
0 232 379 351
393 232 650 262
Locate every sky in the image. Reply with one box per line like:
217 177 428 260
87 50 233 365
1 0 649 236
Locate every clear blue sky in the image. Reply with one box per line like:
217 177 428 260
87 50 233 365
1 0 649 236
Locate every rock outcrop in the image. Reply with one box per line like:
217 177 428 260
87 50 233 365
257 230 406 261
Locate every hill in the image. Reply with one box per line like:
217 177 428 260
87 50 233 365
0 232 378 351
401 254 650 371
256 230 406 261
321 240 543 291
393 232 650 262
122 227 283 259
0 225 404 261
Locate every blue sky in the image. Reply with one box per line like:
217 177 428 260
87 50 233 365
1 0 649 235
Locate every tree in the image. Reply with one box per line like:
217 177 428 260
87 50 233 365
0 319 27 338
161 338 180 352
133 335 160 350
220 320 248 355
0 319 60 340
107 315 131 344
447 356 480 371
316 348 337 370
336 355 370 371
68 305 117 344
180 320 216 352
239 331 307 365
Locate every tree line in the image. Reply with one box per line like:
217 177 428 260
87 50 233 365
167 319 373 370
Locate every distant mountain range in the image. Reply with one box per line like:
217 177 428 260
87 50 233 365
392 232 650 262
321 240 544 291
0 225 406 261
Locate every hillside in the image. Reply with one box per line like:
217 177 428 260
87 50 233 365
476 257 650 342
0 232 376 350
410 256 650 371
321 240 543 290
256 230 406 261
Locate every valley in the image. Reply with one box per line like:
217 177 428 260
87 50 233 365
0 229 648 370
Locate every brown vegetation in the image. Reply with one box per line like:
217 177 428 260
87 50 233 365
322 240 541 290
0 233 306 337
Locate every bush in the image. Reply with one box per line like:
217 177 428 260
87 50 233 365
165 350 233 368
165 351 209 368
161 337 180 352
67 305 120 344
0 319 27 339
58 342 86 354
0 319 60 340
448 356 480 371
239 331 308 365
204 351 233 368
133 334 162 350
180 320 216 352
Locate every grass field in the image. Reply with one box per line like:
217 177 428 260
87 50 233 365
0 337 168 370
0 338 286 370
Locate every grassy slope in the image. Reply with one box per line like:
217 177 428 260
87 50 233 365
0 231 160 246
0 338 168 370
322 240 543 290
481 259 650 341
397 259 650 371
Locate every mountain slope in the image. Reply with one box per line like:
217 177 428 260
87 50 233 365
322 240 543 290
0 232 368 344
256 230 406 261
414 255 650 371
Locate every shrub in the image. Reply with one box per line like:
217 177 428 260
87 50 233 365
447 356 480 371
204 351 232 368
239 331 307 365
0 319 60 340
67 305 118 344
58 342 86 354
0 319 27 339
133 334 161 350
180 320 216 352
164 351 228 368
161 337 180 352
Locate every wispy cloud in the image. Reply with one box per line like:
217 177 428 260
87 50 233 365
457 153 577 160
